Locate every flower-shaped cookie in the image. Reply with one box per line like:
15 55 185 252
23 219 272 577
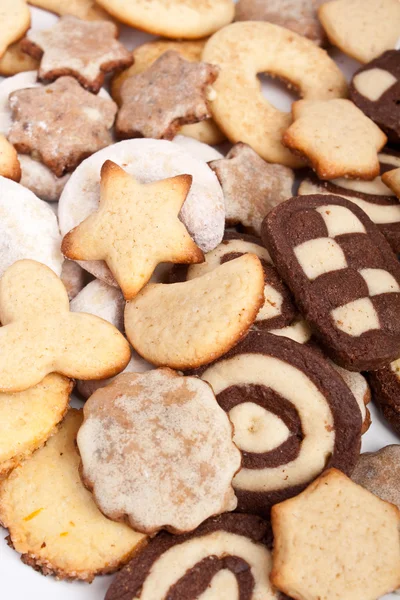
0 259 130 393
62 160 204 299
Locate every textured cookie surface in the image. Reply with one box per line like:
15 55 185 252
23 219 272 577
0 410 146 580
58 139 225 285
0 177 62 278
271 468 400 600
0 259 131 393
125 254 265 369
350 50 400 145
318 0 400 64
94 0 235 39
116 51 218 141
235 0 326 44
298 150 400 252
27 0 113 20
62 161 203 299
262 194 400 371
105 513 280 600
202 21 347 167
8 76 117 177
209 143 294 235
283 99 387 180
193 331 361 515
22 16 132 93
0 374 72 477
78 369 241 534
352 446 400 510
0 0 30 58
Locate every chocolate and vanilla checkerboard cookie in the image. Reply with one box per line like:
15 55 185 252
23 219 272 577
262 194 400 371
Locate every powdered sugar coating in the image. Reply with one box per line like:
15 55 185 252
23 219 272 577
58 139 225 284
0 71 39 134
172 134 223 162
70 279 125 331
0 177 62 278
77 369 241 534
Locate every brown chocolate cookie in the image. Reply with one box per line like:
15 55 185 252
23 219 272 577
262 194 400 371
191 330 361 516
369 359 400 435
169 232 296 331
105 513 281 600
299 149 400 252
350 50 400 145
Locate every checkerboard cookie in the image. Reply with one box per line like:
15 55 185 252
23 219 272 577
0 410 146 580
192 330 361 516
298 150 400 253
262 194 400 371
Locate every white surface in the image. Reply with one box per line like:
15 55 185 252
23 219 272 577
0 6 399 600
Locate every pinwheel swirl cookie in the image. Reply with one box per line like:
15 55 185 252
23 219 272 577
105 513 280 600
193 330 361 516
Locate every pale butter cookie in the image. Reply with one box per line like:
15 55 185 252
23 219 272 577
0 410 146 581
0 0 30 59
77 369 241 534
124 254 265 370
383 167 400 198
271 469 400 600
202 21 347 167
0 134 21 181
0 374 72 478
0 41 38 76
94 0 235 40
27 0 114 21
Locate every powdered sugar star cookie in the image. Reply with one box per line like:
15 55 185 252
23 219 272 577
209 143 294 235
62 161 204 299
22 16 132 93
0 0 30 59
352 446 400 511
8 77 117 177
116 51 219 141
77 369 241 534
283 99 387 180
0 259 131 393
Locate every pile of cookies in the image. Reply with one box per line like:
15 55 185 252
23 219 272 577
1 0 400 599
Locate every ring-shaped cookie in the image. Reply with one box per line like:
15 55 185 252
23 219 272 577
202 21 348 167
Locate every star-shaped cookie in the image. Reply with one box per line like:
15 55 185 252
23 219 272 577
8 77 117 177
116 50 219 140
62 160 204 299
21 16 132 93
283 98 387 180
209 142 294 234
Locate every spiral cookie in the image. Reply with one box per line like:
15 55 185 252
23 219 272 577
169 232 296 331
105 513 280 600
194 330 361 515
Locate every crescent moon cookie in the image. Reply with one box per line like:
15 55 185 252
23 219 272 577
350 50 400 145
0 410 147 581
58 139 225 286
0 374 72 478
262 194 400 371
70 278 153 400
93 0 235 40
169 232 296 331
351 446 400 511
298 150 400 253
62 161 204 300
124 254 265 370
192 330 361 516
0 177 63 279
202 21 347 167
0 259 131 393
77 369 241 535
271 469 400 600
111 39 225 145
105 513 280 600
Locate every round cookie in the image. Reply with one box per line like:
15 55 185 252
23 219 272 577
169 232 296 331
202 21 347 167
351 446 400 510
193 330 362 516
369 358 400 436
105 513 280 600
350 50 400 145
58 139 225 284
0 410 146 580
0 177 63 278
0 374 72 478
60 259 88 300
77 369 241 534
94 0 235 40
172 134 223 162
